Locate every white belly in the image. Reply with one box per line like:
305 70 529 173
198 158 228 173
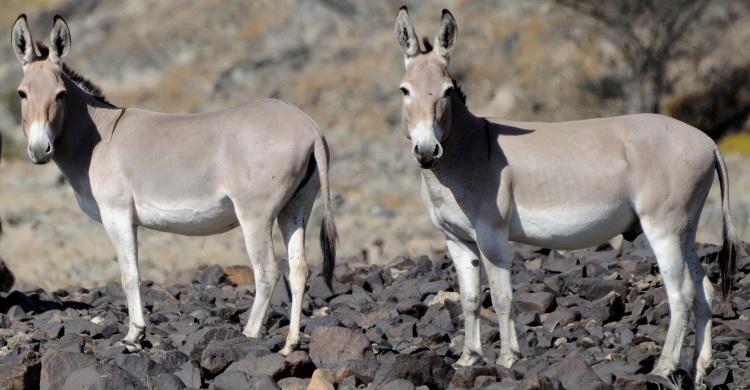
134 195 239 236
509 202 637 249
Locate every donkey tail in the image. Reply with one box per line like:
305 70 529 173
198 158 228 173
713 147 741 299
313 132 338 290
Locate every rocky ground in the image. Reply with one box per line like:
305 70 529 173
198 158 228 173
0 238 748 389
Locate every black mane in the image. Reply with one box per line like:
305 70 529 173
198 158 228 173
35 40 115 107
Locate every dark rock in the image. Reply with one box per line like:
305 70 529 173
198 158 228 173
517 372 563 390
150 373 186 390
174 361 201 388
212 370 251 390
450 366 498 389
542 251 578 273
379 378 416 390
280 350 315 379
371 350 454 389
249 374 281 389
200 337 271 375
0 348 41 390
515 292 556 314
40 349 98 390
179 326 244 361
224 352 285 379
348 284 377 313
309 326 376 368
276 377 310 389
114 354 167 385
61 364 146 390
198 264 226 286
704 366 733 388
544 357 610 390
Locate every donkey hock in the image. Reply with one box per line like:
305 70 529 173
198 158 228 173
395 6 739 386
12 15 337 355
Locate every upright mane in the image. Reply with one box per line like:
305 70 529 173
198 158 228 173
35 41 116 107
421 36 467 106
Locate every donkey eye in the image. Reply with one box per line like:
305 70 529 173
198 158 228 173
55 91 67 100
400 87 410 97
17 90 27 99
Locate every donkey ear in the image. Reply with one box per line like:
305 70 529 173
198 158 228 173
395 6 420 66
433 9 457 65
48 15 71 65
11 14 35 67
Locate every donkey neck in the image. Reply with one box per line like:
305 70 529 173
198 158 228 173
52 74 122 220
423 96 487 182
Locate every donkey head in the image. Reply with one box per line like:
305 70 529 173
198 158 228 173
11 14 71 164
395 6 457 169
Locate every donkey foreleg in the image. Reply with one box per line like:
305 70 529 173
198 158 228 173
101 209 146 352
447 238 484 367
476 229 520 368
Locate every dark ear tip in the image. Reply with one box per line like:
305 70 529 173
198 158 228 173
16 14 27 22
53 15 67 24
442 9 454 17
400 5 408 12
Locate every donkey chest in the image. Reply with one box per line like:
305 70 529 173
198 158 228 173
421 182 476 241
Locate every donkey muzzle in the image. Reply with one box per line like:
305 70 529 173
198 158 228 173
27 122 54 164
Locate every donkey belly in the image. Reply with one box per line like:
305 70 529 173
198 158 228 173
509 202 637 250
134 195 239 236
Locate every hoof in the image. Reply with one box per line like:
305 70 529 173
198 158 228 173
118 340 142 353
496 352 519 368
452 353 481 368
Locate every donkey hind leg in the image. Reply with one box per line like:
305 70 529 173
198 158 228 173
686 239 714 384
476 229 520 368
101 209 146 352
239 216 279 339
277 172 318 355
643 228 696 378
447 238 484 367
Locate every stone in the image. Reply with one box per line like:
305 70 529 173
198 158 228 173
378 379 416 390
450 366 498 389
515 292 556 314
212 370 252 390
309 326 376 368
200 337 271 375
371 350 454 389
545 357 610 390
114 354 167 385
0 348 41 390
276 377 309 389
40 349 98 390
61 364 146 390
179 326 244 361
225 352 286 379
281 350 315 379
306 369 335 390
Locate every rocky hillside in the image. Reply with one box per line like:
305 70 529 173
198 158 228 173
1 0 750 290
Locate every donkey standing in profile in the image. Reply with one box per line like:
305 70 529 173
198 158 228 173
394 7 739 385
11 14 337 355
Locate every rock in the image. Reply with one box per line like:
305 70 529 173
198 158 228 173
212 370 252 390
249 374 281 389
450 366 498 389
174 361 202 388
0 349 41 390
61 364 146 390
150 373 186 390
224 265 254 286
544 357 610 390
179 327 244 361
515 292 556 314
225 352 286 379
276 377 309 389
281 351 315 379
517 373 562 390
378 378 416 390
371 350 454 389
114 354 167 385
40 349 98 390
309 326 376 368
306 369 335 390
200 337 271 375
541 251 578 273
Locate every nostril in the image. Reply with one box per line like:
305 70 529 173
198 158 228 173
414 144 420 155
433 145 440 156
45 144 51 153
